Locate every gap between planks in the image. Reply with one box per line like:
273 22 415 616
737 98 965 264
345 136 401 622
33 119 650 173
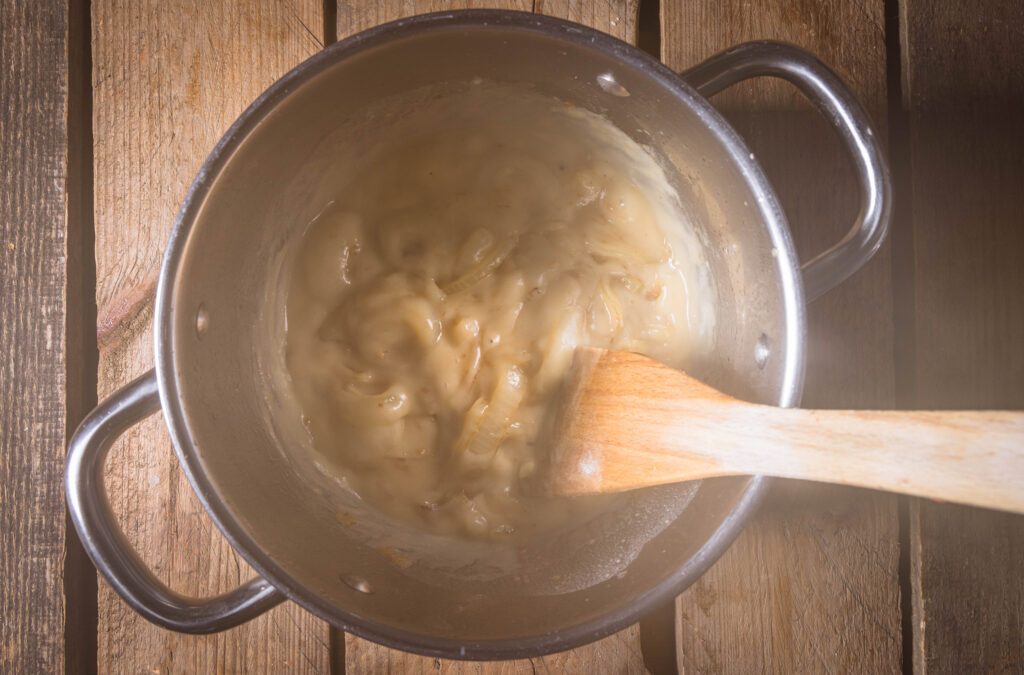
65 0 101 671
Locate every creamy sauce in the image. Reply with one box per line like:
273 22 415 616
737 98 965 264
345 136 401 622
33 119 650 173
285 85 713 539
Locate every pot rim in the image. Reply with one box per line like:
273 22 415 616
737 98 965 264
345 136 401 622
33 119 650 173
154 9 804 659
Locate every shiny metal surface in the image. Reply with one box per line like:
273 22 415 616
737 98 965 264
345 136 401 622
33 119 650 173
682 41 892 302
65 370 285 632
66 9 890 659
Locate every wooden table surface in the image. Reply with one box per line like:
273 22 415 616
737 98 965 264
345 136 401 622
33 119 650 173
3 0 1022 672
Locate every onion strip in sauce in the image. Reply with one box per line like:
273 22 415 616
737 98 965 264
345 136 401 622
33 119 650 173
456 364 525 458
442 236 518 294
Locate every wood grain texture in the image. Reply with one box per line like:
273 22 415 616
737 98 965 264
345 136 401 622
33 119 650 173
534 0 640 44
661 0 901 671
0 2 71 672
92 1 328 672
345 626 647 675
337 1 638 43
338 0 530 38
901 0 1024 671
336 1 645 671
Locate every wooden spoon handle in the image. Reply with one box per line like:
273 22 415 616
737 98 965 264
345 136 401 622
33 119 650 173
720 407 1024 512
549 349 1024 513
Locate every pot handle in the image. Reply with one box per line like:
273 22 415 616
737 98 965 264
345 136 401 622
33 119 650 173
681 41 892 301
66 369 285 633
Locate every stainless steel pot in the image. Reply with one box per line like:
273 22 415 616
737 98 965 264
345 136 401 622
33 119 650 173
67 10 890 659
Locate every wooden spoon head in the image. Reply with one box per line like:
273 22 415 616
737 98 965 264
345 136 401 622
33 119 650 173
533 347 739 497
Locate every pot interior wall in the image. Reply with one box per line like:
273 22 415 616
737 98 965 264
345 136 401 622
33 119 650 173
166 19 800 648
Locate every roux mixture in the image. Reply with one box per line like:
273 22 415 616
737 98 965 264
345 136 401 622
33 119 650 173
285 85 714 539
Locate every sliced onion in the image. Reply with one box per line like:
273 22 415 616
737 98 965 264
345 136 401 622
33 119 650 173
585 234 646 265
534 310 581 395
454 398 489 454
456 364 525 458
331 382 410 426
441 236 517 294
598 276 624 334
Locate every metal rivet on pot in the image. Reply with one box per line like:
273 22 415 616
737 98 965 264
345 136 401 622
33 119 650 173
195 304 209 338
596 72 630 97
754 333 771 369
340 574 373 594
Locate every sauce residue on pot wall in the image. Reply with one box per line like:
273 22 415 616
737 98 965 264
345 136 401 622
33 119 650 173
284 83 714 540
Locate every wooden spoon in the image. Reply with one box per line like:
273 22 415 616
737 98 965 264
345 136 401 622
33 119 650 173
537 347 1024 514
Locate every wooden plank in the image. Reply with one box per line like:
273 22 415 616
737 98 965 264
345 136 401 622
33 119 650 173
338 0 529 35
535 0 639 44
900 0 1024 671
661 1 902 671
338 0 639 44
335 2 645 671
0 2 72 672
345 630 646 674
91 1 329 672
